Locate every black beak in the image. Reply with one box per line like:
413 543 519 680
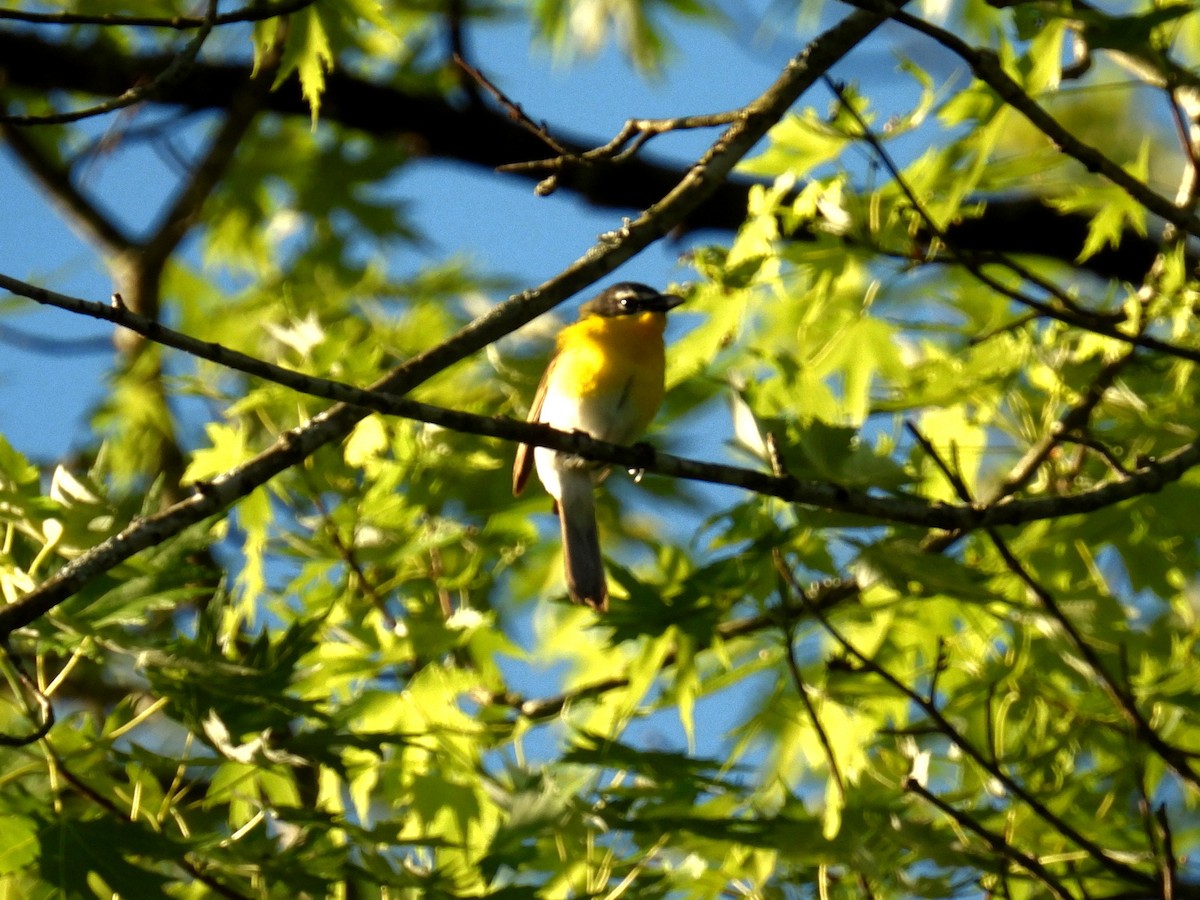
648 293 685 312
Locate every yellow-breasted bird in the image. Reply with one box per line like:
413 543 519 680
513 282 684 612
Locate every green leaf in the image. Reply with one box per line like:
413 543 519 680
740 110 852 178
35 818 176 899
280 6 334 124
1070 3 1193 52
0 816 38 875
855 538 1001 601
0 435 38 488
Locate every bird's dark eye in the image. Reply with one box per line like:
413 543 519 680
618 295 632 309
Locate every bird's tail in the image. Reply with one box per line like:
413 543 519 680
557 469 607 611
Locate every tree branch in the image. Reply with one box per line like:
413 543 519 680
7 270 1200 547
0 0 219 126
11 272 1200 542
0 0 315 29
0 29 1173 282
903 779 1074 900
844 0 1200 238
797 587 1156 889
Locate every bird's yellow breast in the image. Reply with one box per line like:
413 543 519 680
549 311 668 444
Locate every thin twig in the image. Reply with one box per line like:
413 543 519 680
454 53 567 157
142 30 285 268
0 638 55 747
1 0 219 126
497 110 745 174
1165 87 1200 213
987 350 1135 504
1156 804 1178 900
0 323 113 356
50 748 252 899
904 780 1074 900
774 553 847 807
1135 764 1163 892
1056 433 1134 477
310 492 397 631
485 574 859 722
0 0 315 28
795 589 1156 888
821 77 1200 375
840 0 1200 238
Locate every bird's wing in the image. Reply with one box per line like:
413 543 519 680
512 353 555 496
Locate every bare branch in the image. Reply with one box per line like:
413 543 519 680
842 0 1200 238
796 588 1156 888
0 0 315 29
0 0 219 126
454 53 568 158
904 779 1074 900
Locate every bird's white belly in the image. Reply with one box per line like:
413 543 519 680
533 377 637 500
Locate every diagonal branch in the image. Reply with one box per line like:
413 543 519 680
904 779 1074 900
842 0 1200 238
797 586 1156 889
990 535 1200 791
823 77 1200 366
911 423 1200 794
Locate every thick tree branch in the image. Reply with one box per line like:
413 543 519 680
0 29 1171 283
0 0 219 126
0 0 315 29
